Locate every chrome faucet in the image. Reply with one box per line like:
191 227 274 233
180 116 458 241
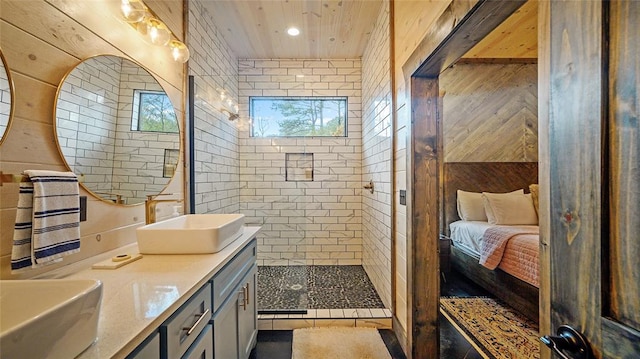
145 193 183 224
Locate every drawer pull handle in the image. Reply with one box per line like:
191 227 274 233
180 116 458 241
183 308 210 336
239 286 247 310
245 283 249 306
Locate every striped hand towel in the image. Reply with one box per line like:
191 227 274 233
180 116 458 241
10 170 80 271
11 181 35 271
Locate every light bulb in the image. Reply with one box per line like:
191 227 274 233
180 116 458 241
287 27 300 36
136 13 152 37
169 40 190 63
121 0 145 23
147 18 171 46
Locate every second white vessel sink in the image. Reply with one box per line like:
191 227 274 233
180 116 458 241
136 214 245 254
0 279 103 359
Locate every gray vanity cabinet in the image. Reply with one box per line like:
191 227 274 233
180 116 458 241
211 265 257 359
211 240 258 359
127 238 257 359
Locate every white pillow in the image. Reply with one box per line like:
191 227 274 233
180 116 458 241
457 190 487 221
457 189 523 221
482 192 538 225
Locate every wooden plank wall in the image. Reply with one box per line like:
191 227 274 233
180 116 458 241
0 0 184 279
441 62 538 162
442 162 539 230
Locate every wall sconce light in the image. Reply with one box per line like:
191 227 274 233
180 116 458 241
221 109 240 122
120 0 190 63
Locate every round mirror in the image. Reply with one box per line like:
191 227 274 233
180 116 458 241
0 47 14 145
54 55 180 205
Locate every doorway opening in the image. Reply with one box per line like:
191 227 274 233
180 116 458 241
402 0 542 357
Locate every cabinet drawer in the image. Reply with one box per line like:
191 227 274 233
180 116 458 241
181 324 213 359
211 239 256 312
161 283 212 359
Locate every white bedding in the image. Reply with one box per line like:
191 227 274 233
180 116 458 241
449 220 494 257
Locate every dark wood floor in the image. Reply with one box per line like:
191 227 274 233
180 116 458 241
439 269 490 358
250 269 490 358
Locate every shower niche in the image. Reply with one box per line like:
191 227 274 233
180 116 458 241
285 153 314 182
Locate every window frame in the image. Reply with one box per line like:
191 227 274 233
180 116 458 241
249 96 348 138
131 89 178 133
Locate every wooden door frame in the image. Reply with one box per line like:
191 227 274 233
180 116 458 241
401 1 527 357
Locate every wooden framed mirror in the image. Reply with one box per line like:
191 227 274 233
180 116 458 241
0 47 15 145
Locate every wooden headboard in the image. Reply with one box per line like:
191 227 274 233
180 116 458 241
443 162 538 235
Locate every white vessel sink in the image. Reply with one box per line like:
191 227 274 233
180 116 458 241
0 279 103 359
136 214 245 254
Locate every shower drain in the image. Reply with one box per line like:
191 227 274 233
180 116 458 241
289 284 303 290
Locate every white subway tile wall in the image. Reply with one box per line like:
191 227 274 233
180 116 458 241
56 57 120 195
189 0 241 214
362 2 393 309
113 60 180 203
238 59 363 266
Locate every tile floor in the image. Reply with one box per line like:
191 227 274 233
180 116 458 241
258 265 386 310
250 268 492 358
257 265 392 330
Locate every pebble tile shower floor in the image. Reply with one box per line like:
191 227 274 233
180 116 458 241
257 265 385 310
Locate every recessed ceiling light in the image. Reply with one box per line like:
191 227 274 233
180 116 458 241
287 27 300 36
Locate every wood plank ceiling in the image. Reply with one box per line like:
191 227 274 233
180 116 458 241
201 0 384 59
202 0 537 60
462 0 538 59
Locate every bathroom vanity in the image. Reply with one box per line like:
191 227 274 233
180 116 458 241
66 227 259 359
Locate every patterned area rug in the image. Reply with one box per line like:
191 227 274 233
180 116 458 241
440 297 540 359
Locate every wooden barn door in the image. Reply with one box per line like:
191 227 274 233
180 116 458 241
542 0 640 357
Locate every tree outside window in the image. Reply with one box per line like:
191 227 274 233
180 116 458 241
132 90 178 133
250 97 347 137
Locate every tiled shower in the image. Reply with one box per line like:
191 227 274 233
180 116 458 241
188 0 393 327
238 58 364 268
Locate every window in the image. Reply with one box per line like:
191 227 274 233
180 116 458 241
131 90 178 133
250 97 347 137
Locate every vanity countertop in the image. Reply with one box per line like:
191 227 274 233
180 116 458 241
65 226 260 359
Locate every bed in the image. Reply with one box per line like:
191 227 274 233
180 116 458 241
443 162 539 322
